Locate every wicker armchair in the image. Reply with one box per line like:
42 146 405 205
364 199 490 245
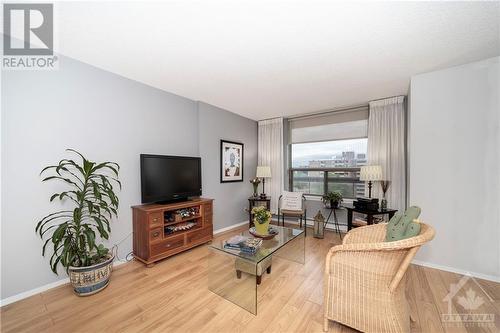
323 222 435 333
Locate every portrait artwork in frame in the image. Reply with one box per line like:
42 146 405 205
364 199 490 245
220 140 244 183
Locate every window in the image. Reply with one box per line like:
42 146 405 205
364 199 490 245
287 107 369 199
290 139 367 198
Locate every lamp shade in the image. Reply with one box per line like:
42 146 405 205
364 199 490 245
256 166 271 178
360 165 382 181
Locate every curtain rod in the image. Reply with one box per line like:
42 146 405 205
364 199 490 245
258 95 406 122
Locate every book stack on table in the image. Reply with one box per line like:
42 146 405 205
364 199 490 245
224 235 262 255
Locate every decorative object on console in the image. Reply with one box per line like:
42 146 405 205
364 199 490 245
256 165 271 198
249 177 261 197
220 140 244 183
360 165 382 198
165 222 197 234
322 191 343 209
313 210 325 239
36 149 121 296
251 206 272 235
380 180 390 210
353 197 379 211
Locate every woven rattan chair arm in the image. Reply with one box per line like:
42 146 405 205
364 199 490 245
342 223 387 244
330 238 419 255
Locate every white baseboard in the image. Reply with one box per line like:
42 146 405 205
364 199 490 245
1 223 249 308
0 260 128 308
213 221 248 234
411 259 500 283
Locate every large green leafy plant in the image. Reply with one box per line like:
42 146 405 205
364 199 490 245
36 149 120 274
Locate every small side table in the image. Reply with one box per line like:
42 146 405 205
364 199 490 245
344 205 398 231
248 196 271 227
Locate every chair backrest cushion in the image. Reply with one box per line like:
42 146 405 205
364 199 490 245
280 191 303 211
385 206 421 242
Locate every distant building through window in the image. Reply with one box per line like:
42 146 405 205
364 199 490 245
290 138 367 198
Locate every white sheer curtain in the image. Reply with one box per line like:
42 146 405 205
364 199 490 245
258 118 283 213
367 96 406 212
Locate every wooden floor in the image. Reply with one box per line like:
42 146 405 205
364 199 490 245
1 224 499 333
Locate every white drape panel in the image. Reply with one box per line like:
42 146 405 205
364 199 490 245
367 96 406 212
258 118 283 213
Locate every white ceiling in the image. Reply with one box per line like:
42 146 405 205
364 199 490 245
53 1 500 120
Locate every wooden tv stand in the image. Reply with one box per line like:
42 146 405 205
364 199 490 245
132 198 213 266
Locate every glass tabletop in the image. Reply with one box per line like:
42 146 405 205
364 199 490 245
210 225 304 264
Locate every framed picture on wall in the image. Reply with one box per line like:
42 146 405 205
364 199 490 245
220 140 244 183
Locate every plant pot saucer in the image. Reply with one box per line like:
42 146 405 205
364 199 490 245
249 227 279 240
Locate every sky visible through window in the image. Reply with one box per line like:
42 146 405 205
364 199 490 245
292 138 368 168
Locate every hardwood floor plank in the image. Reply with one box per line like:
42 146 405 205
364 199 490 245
422 266 468 333
1 226 499 333
437 269 500 333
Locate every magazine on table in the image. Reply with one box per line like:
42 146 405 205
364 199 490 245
223 235 262 254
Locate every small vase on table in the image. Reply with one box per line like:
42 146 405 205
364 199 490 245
250 178 261 198
380 180 390 210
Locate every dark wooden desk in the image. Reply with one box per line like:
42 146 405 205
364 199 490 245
248 196 271 227
344 206 398 231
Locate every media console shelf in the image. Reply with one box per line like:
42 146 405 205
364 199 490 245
132 198 213 267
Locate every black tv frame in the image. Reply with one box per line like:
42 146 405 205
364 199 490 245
140 154 202 204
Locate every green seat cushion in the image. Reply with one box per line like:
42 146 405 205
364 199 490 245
385 206 421 242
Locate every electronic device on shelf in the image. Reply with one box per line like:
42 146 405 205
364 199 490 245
353 197 379 211
140 154 202 204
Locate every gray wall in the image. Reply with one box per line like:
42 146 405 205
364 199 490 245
409 57 499 280
1 56 257 299
198 102 258 230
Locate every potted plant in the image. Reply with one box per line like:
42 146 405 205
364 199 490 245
252 206 272 235
322 191 343 209
35 149 120 296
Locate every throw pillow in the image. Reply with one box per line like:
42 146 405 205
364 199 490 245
385 206 421 242
281 191 303 211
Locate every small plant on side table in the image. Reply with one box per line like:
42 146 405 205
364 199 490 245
322 191 343 209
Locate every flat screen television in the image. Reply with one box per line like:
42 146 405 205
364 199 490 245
140 154 202 204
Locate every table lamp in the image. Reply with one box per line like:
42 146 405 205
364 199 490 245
256 166 271 198
360 165 382 198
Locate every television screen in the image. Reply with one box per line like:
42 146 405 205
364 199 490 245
140 154 202 204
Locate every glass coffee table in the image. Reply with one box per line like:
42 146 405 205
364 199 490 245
208 225 305 314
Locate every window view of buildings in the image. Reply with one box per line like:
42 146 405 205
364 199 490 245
290 139 367 198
